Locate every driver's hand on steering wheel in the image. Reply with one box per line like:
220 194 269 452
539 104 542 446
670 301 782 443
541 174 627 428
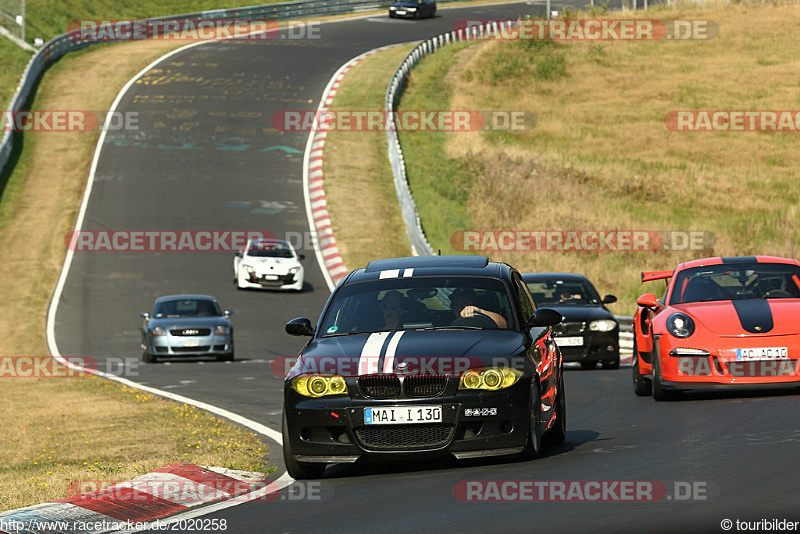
460 305 483 318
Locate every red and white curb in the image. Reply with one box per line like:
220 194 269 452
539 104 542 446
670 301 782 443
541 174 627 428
0 463 269 533
303 44 403 291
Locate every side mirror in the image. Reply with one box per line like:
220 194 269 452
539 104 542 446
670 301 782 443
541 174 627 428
235 251 243 258
602 294 617 305
636 293 659 309
223 309 234 318
297 253 305 260
527 308 563 328
286 317 315 336
140 312 150 320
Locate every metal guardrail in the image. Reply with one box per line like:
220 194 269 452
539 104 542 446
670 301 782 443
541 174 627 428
385 22 522 256
0 0 429 177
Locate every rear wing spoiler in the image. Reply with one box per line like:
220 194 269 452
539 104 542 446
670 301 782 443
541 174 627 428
641 270 674 283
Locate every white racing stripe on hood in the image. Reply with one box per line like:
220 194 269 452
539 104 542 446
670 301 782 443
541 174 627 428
358 332 391 375
382 331 405 373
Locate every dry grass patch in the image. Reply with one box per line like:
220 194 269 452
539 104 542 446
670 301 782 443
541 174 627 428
324 44 414 269
0 374 268 511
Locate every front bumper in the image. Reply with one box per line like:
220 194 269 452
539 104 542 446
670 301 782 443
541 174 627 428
283 378 531 462
556 330 619 363
655 335 800 388
147 335 233 358
239 269 302 290
389 7 420 17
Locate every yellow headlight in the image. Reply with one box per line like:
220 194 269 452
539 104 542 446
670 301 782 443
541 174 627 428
291 375 349 398
459 367 522 391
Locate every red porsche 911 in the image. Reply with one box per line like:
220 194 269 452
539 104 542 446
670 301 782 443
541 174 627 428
632 256 800 400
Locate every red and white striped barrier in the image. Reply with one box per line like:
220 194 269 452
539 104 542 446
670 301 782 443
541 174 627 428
0 463 267 533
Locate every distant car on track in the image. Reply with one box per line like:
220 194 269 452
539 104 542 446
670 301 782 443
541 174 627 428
524 272 620 370
633 256 800 400
233 239 304 291
389 0 436 19
281 255 566 479
140 295 234 363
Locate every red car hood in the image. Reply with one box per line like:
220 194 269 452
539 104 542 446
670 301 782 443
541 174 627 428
672 299 800 337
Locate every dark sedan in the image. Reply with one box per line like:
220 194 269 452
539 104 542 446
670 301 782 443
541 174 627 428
282 255 566 479
389 0 436 19
140 295 234 363
524 273 620 369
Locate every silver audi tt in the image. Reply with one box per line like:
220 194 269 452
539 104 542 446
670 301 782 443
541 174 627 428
140 295 234 363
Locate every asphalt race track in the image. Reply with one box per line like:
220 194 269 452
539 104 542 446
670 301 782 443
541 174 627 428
51 2 800 532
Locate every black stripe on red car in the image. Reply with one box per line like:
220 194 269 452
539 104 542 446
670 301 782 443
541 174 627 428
731 299 774 334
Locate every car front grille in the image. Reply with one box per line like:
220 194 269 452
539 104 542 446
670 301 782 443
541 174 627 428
404 376 448 397
555 321 586 335
170 328 211 337
355 424 455 451
359 375 401 399
172 346 210 353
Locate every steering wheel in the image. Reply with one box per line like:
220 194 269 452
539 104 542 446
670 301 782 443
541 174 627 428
452 310 497 329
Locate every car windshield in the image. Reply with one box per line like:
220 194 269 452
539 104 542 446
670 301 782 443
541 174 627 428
526 279 602 306
669 263 800 304
319 276 515 336
247 241 294 258
154 299 222 318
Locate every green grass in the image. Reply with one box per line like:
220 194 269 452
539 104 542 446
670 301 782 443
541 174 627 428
0 38 33 108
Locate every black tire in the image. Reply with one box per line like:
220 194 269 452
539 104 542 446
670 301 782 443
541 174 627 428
603 357 620 370
632 338 652 396
142 349 156 363
580 361 598 370
282 412 326 479
544 372 566 446
217 351 234 362
520 379 543 459
652 352 681 401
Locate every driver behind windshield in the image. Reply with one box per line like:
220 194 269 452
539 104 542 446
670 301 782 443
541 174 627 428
449 288 507 328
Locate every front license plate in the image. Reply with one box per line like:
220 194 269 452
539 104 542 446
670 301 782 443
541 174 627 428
557 336 583 347
365 406 441 425
736 347 788 361
263 274 279 281
396 10 406 14
183 339 200 347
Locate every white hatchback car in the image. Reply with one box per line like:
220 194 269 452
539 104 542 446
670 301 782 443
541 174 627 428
233 239 305 291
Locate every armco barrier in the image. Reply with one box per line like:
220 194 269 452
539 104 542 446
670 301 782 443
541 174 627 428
384 21 518 256
0 0 460 177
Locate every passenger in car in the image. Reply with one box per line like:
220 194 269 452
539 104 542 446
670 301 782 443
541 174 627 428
380 290 405 330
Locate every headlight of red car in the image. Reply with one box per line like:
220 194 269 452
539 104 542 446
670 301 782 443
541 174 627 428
667 313 695 338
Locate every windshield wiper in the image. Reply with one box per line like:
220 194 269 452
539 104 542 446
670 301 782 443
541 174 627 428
323 330 374 337
411 325 484 331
